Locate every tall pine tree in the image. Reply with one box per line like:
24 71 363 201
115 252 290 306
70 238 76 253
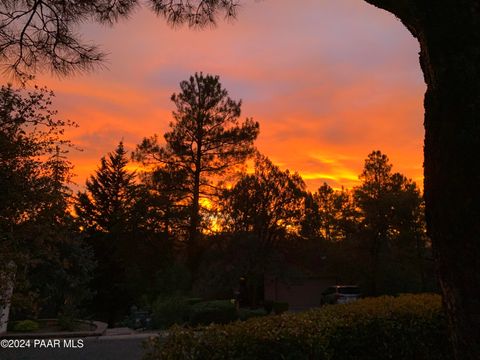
135 73 259 274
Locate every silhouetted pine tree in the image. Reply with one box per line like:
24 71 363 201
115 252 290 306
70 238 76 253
134 73 259 274
75 142 140 325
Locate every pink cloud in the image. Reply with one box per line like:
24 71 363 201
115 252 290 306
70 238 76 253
2 0 425 192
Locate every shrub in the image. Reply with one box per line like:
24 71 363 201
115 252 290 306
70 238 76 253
58 303 79 331
185 298 203 306
151 296 192 329
263 300 274 314
58 314 76 331
13 320 39 332
188 300 237 326
238 308 267 321
273 301 289 315
144 294 452 360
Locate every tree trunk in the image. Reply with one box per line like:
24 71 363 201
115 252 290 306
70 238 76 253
188 168 201 274
420 4 480 359
188 135 203 275
364 1 480 358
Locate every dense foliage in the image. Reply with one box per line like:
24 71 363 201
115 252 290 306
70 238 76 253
144 294 451 360
2 78 434 334
0 84 93 322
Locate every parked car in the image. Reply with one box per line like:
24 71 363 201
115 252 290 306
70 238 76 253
320 285 361 305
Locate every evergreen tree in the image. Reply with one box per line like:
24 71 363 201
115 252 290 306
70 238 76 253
75 142 140 325
76 141 175 324
134 73 259 273
353 151 427 295
76 141 137 234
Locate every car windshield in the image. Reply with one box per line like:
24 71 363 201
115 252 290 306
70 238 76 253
338 286 360 295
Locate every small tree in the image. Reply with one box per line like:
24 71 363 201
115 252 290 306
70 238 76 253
134 73 259 273
76 141 138 234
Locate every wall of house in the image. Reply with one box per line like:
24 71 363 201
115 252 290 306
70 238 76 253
264 276 336 311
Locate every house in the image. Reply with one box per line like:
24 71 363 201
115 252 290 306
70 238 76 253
264 274 337 312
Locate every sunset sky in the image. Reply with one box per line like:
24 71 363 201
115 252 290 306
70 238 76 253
25 0 425 191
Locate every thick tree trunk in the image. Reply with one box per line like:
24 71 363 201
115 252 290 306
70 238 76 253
420 4 480 359
364 1 480 358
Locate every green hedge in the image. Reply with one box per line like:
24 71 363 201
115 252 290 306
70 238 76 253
238 308 268 321
152 297 193 329
188 300 238 326
144 294 452 360
152 298 270 329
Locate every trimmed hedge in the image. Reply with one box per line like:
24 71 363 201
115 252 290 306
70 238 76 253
188 300 238 326
238 308 268 321
152 297 192 329
144 294 452 360
152 298 270 329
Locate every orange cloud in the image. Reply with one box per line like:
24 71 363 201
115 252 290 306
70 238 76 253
2 0 425 193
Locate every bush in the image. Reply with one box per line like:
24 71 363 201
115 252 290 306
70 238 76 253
58 303 79 331
273 301 289 315
185 298 203 306
58 314 76 331
238 308 267 321
151 297 192 329
144 294 452 360
188 300 237 326
263 300 274 314
13 320 39 332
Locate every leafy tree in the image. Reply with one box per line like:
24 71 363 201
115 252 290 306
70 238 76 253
222 153 305 239
0 84 93 321
310 183 358 243
353 151 428 295
299 184 360 285
216 153 305 305
134 73 259 273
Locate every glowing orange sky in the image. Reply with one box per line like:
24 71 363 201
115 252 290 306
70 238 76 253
15 0 426 191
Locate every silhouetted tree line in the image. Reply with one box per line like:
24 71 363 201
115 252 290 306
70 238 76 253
1 75 435 326
2 1 479 357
